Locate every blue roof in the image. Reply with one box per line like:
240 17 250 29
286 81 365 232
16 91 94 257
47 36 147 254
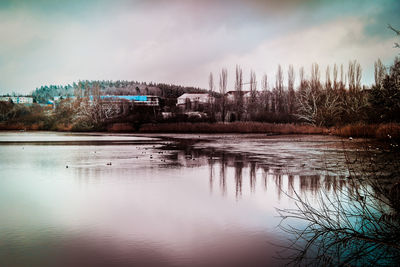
90 95 148 101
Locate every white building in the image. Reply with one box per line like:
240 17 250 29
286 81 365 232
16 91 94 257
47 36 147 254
0 96 33 104
17 97 33 104
177 93 214 106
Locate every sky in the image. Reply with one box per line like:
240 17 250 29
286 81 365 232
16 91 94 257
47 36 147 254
0 0 399 94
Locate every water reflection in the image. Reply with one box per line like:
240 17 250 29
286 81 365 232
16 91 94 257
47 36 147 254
160 142 349 200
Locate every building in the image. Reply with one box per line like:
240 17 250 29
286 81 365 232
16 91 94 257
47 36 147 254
177 93 213 105
99 95 160 106
18 97 34 104
84 95 160 107
0 96 33 104
176 93 214 111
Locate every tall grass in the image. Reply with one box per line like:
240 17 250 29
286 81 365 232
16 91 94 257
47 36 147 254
107 123 135 132
333 123 400 140
2 119 400 140
139 122 328 134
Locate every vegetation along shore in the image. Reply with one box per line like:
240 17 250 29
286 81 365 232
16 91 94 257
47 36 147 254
1 53 400 141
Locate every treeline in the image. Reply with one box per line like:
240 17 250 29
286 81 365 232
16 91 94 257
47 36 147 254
207 57 400 127
1 57 400 133
32 80 207 104
0 97 160 131
1 78 208 131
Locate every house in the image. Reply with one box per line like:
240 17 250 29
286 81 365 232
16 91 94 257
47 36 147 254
176 93 214 110
0 96 33 104
177 93 213 105
18 97 34 104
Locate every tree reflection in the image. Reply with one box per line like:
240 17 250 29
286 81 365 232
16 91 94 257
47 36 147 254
249 162 256 193
175 147 352 199
219 153 227 196
234 159 243 198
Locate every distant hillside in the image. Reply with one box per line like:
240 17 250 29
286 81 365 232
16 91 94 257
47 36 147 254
32 80 207 103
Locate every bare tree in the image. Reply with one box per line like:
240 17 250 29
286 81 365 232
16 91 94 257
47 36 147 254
296 66 307 118
73 82 124 129
296 65 318 124
325 65 332 91
209 72 215 119
74 82 103 129
209 72 214 93
288 65 296 114
275 65 285 114
374 59 387 88
248 70 257 118
356 61 362 91
340 64 346 91
219 68 228 122
235 65 244 121
333 64 339 91
348 60 357 93
296 80 319 125
299 66 306 92
296 64 341 126
345 60 367 122
262 74 270 112
310 63 321 92
320 89 342 126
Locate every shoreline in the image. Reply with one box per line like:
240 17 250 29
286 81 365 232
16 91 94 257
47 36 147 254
1 121 400 141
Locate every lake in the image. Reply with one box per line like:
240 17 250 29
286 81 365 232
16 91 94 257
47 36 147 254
0 132 356 266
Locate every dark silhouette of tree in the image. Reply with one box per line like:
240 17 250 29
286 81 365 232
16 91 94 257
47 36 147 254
209 72 215 120
262 74 270 113
287 65 296 115
275 65 285 114
219 68 228 122
374 59 387 88
209 72 214 94
325 65 332 91
333 64 339 91
370 57 400 122
248 70 257 119
235 65 244 121
344 60 368 123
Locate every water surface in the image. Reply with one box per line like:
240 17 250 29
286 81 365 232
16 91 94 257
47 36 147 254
0 132 354 266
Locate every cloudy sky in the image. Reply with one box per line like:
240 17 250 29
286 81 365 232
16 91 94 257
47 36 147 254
0 0 399 94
